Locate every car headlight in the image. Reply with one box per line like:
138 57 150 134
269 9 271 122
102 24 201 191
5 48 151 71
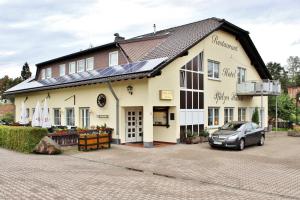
227 134 238 141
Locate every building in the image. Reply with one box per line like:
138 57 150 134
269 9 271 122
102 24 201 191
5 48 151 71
5 18 280 147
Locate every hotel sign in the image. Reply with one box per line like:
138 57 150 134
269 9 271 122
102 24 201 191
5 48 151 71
160 90 173 100
212 35 238 51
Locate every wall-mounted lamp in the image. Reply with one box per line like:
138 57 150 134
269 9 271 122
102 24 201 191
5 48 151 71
47 92 50 99
127 85 133 95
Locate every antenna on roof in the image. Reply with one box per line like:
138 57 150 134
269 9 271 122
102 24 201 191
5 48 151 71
153 24 156 34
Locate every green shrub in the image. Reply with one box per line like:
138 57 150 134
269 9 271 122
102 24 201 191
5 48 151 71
0 126 48 153
252 107 260 124
0 112 14 124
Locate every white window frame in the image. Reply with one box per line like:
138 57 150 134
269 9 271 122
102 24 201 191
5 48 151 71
86 57 94 71
53 108 61 126
208 60 220 80
109 51 118 66
77 59 85 73
46 67 52 79
59 64 66 76
80 107 90 128
208 107 220 127
237 67 246 84
41 69 46 79
66 108 75 126
238 108 247 121
224 107 234 124
69 62 76 74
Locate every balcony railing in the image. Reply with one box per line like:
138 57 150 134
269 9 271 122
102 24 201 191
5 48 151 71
236 80 281 96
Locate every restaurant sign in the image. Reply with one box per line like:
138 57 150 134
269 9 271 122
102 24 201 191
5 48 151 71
212 35 238 51
160 90 173 100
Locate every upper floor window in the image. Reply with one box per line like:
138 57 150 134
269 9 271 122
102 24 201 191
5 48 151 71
69 62 76 74
41 69 46 79
237 67 246 83
208 60 220 79
77 59 85 73
46 68 52 79
109 51 118 66
86 57 94 71
59 64 65 76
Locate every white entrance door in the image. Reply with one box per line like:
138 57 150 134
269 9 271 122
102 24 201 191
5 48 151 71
126 109 143 142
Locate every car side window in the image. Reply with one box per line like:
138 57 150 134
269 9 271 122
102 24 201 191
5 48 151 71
245 123 252 132
251 123 258 129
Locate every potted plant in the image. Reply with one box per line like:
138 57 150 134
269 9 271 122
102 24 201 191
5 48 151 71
199 128 209 143
185 130 201 144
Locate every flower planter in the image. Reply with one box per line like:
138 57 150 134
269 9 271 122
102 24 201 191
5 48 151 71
78 133 111 151
200 136 208 143
287 131 300 137
186 136 201 144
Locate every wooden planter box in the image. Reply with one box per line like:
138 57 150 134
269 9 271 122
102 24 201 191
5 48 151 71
78 133 111 151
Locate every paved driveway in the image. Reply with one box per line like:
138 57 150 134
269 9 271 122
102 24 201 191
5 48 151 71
1 132 300 200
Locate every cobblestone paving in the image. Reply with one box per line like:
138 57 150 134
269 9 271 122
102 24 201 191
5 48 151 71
1 132 300 199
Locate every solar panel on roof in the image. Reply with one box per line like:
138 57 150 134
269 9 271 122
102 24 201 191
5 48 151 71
6 57 167 94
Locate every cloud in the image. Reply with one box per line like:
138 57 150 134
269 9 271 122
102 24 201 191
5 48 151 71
0 0 299 77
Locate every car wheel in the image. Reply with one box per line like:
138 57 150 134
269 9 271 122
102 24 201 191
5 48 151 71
258 135 265 146
238 139 245 151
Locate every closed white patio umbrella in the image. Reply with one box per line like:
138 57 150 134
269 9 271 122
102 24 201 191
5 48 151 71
32 101 41 127
19 101 29 125
41 98 51 128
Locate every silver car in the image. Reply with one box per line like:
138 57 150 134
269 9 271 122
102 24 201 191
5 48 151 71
208 121 265 150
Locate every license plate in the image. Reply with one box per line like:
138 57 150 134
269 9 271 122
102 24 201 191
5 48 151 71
214 141 222 145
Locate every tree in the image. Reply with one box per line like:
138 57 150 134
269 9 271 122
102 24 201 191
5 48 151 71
21 62 32 80
251 107 259 124
0 76 22 100
287 56 300 86
268 94 295 121
266 62 289 93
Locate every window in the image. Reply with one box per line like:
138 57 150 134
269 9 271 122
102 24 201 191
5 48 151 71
41 69 46 79
180 71 186 88
69 62 76 74
86 57 94 71
153 107 169 127
208 60 220 79
208 107 219 126
46 68 52 79
77 59 85 73
26 108 30 118
238 67 246 83
59 64 66 76
32 108 35 115
66 108 75 126
80 108 90 128
224 108 234 124
109 51 118 66
238 108 247 121
53 108 61 125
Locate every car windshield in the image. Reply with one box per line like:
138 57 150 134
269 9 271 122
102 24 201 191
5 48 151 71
221 123 244 131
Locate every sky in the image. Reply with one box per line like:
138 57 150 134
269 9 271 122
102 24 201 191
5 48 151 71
0 0 299 78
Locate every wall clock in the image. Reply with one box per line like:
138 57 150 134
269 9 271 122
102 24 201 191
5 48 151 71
97 94 106 107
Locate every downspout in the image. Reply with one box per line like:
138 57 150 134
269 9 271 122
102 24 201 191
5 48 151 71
107 81 120 144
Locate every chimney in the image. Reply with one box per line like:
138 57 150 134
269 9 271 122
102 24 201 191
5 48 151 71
114 33 125 42
153 24 156 34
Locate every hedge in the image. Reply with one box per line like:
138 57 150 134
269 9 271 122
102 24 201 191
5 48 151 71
0 126 48 153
